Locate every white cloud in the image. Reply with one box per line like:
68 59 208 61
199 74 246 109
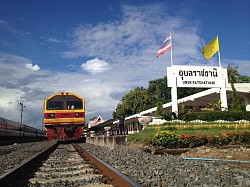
25 63 40 71
81 58 110 74
63 4 207 91
0 52 32 64
64 4 205 71
0 53 122 128
40 36 68 43
66 5 189 62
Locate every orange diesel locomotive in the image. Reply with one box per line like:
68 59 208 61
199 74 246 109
43 92 85 140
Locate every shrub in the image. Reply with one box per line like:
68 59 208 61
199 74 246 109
149 130 180 148
179 134 208 148
206 130 250 146
183 111 250 122
231 130 250 144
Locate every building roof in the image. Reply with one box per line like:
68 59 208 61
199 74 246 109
88 115 104 127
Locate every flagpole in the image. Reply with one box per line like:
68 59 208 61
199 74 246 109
170 32 173 66
218 50 221 67
217 35 221 67
169 32 178 114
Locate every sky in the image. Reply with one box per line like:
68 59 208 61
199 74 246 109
0 0 250 129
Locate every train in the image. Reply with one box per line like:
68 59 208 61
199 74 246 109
0 117 46 144
43 92 85 140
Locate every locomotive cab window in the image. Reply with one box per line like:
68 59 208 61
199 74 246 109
67 100 83 110
46 100 63 110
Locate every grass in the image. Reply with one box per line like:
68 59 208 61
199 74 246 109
128 128 157 139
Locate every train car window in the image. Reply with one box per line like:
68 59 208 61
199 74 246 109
46 100 64 110
67 101 83 109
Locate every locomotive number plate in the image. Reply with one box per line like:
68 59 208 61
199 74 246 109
61 113 70 116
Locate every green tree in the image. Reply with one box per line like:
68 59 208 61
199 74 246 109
239 75 250 83
113 87 152 118
147 76 171 107
155 85 163 117
177 87 206 99
147 76 206 106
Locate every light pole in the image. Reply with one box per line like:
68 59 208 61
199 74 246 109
20 102 26 136
0 107 2 117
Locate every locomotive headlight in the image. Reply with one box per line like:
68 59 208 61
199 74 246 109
48 113 55 118
75 113 83 117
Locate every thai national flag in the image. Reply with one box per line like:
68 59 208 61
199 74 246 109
156 33 172 57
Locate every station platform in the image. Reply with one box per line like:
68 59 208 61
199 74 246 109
86 135 128 149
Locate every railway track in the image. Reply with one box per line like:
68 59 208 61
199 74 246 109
0 142 141 187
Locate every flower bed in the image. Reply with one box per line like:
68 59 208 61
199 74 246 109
149 130 250 148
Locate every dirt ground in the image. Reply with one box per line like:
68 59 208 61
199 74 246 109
137 145 250 161
138 144 250 160
129 144 250 171
129 143 250 161
144 145 250 171
180 145 250 170
132 144 250 170
180 145 250 161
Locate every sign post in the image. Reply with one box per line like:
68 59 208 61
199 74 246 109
171 73 178 114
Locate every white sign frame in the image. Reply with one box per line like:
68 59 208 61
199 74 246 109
167 65 228 88
166 65 228 114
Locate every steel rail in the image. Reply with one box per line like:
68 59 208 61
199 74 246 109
73 143 141 187
0 142 58 186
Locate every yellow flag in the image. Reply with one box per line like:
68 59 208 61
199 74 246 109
202 36 219 60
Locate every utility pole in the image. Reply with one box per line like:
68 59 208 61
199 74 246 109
20 102 26 136
0 107 2 117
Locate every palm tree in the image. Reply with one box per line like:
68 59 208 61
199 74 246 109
227 64 239 83
227 65 245 111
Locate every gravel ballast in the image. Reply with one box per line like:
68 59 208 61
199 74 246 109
1 142 250 186
80 143 250 187
0 141 56 176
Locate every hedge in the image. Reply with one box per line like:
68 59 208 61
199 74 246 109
182 111 250 122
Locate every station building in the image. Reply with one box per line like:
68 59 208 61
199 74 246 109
89 83 250 135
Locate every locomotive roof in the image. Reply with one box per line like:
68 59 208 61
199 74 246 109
45 92 84 100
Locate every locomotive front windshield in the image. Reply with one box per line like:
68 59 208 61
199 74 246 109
46 101 64 110
46 95 83 110
66 101 82 109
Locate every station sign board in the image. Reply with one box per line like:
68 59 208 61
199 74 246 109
167 65 228 88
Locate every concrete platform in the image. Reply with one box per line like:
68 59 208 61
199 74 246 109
86 135 128 149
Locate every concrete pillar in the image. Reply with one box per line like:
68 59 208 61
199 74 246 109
89 131 95 137
220 72 228 111
104 127 111 136
83 129 88 137
241 95 250 111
